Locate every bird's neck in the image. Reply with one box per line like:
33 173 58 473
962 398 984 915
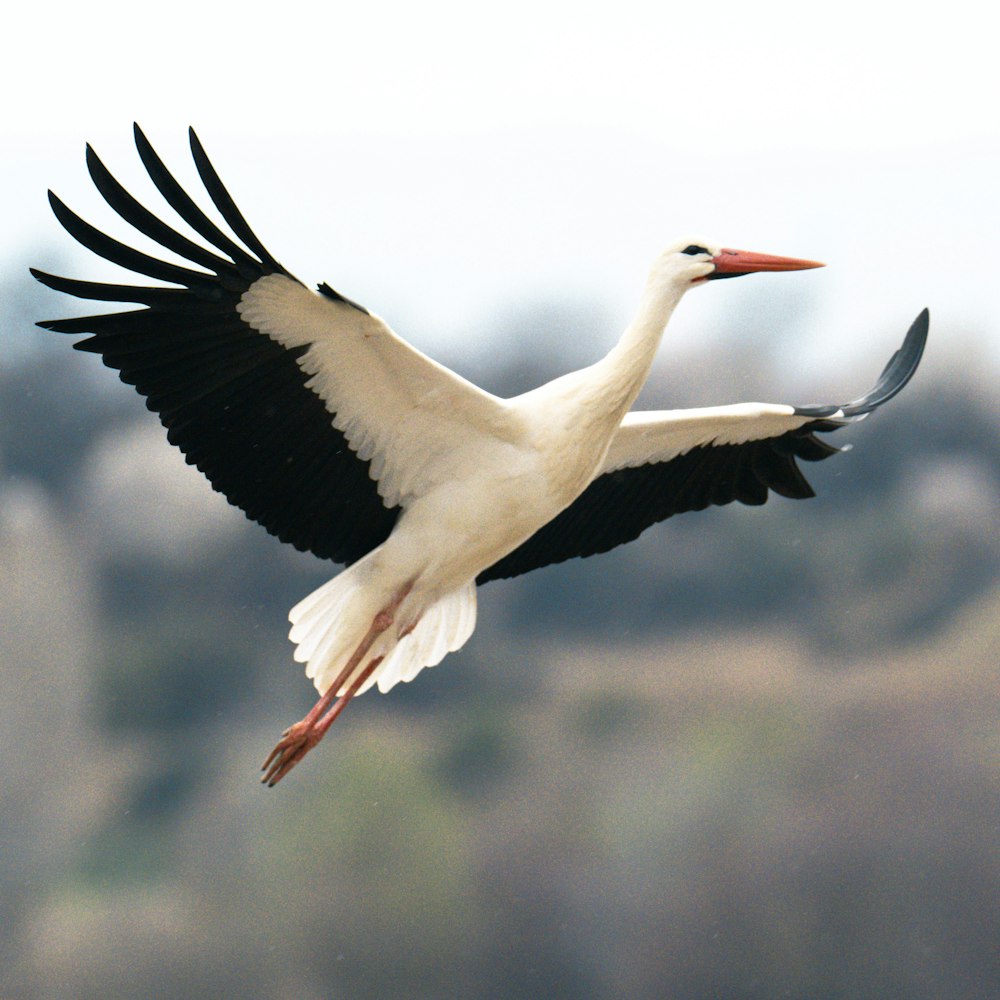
590 280 687 417
514 277 687 506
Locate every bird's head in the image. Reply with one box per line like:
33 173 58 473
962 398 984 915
650 239 825 293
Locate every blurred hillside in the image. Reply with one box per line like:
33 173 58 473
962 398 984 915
2 265 998 999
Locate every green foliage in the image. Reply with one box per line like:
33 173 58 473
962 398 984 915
95 614 253 733
432 707 520 795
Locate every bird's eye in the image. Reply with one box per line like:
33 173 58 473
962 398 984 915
681 244 709 256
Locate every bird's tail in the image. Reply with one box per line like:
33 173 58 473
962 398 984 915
288 562 477 698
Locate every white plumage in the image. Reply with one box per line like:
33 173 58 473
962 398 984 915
33 127 928 784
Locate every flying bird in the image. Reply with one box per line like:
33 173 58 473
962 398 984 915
32 126 928 785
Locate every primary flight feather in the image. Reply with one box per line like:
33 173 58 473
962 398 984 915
32 126 928 784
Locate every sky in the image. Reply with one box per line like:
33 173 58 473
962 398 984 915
4 1 999 391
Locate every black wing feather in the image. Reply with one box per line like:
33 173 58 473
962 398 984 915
85 143 235 276
34 126 399 565
478 428 836 583
188 127 283 273
133 124 263 277
479 310 928 584
47 192 217 289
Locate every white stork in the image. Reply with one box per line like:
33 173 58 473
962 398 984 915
32 126 928 785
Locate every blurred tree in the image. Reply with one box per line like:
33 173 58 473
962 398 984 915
4 271 999 1000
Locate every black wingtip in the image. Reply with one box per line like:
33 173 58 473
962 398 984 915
793 308 929 421
82 147 103 198
187 126 205 161
84 142 104 178
30 266 57 289
46 190 81 234
188 128 282 271
841 307 929 417
30 268 64 328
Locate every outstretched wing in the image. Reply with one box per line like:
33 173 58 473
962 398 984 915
33 125 509 565
479 309 928 583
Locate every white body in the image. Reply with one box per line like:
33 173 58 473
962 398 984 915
238 245 817 697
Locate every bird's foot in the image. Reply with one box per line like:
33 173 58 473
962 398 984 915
259 585 412 788
261 720 324 786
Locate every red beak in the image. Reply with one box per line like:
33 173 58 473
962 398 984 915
709 248 825 279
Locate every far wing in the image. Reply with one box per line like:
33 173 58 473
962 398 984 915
478 309 928 583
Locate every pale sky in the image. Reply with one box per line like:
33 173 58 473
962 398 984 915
4 1 999 389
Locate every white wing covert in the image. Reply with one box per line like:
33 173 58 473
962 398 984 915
237 274 510 509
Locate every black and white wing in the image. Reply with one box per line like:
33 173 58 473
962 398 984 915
33 125 509 565
479 309 928 583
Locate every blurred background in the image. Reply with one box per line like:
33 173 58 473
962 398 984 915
2 3 998 998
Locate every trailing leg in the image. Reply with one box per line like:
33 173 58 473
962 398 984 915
261 582 412 786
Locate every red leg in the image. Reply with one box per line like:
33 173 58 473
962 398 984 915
261 582 412 786
261 654 384 786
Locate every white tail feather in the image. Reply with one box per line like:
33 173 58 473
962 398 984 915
370 582 478 694
289 569 477 697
